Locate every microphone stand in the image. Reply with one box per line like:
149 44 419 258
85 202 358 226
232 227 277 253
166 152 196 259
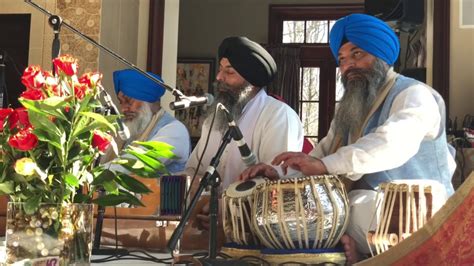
0 50 8 108
90 104 128 256
167 129 233 261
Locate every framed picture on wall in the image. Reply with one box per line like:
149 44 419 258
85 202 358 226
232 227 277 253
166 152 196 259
175 58 215 140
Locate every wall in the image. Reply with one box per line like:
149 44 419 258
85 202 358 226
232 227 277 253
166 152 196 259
99 0 141 99
179 0 473 121
160 0 181 113
0 0 101 70
98 0 179 112
449 0 474 119
178 0 363 59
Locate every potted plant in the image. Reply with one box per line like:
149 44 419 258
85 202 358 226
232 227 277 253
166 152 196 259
0 55 174 265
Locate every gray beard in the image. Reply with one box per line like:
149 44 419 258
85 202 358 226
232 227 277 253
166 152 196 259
205 81 255 133
124 102 153 140
334 58 388 138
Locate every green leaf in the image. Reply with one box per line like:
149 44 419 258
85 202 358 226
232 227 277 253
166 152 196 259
24 195 42 215
64 173 79 187
20 98 68 121
0 182 14 194
126 147 167 171
92 192 144 207
134 141 175 151
73 193 91 204
119 160 163 178
79 112 116 133
103 180 118 194
91 169 116 185
116 174 152 194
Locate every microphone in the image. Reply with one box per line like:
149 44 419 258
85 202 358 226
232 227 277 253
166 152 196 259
169 93 212 110
99 86 130 140
218 104 257 167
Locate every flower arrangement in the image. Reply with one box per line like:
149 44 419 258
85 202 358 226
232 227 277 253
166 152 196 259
0 55 173 214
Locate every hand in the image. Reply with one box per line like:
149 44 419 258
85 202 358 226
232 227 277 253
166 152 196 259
239 163 279 181
271 152 328 176
195 201 210 231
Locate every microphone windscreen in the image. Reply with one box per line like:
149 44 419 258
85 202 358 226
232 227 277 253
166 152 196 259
205 93 214 106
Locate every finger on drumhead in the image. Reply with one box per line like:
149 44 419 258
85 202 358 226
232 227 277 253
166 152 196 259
271 152 293 165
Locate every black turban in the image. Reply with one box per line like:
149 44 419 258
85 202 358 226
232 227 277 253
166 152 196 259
218 36 277 87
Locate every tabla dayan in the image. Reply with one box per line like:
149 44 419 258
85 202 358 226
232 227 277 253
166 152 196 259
368 180 447 256
251 175 349 250
222 177 267 247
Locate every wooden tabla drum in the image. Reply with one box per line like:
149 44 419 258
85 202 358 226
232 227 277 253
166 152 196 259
251 175 349 250
222 177 266 247
368 180 447 255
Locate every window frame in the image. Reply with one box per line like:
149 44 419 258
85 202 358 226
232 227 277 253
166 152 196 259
268 4 364 140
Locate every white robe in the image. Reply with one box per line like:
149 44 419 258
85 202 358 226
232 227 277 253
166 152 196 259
184 89 304 190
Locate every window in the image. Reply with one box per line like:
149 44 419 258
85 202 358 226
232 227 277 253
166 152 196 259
269 5 363 143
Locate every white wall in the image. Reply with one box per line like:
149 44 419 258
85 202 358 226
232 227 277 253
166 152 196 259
160 0 180 114
449 0 474 120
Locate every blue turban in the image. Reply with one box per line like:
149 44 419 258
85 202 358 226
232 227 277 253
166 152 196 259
113 69 165 103
329 13 400 65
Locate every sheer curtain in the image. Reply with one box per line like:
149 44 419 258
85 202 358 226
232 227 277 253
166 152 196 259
266 45 301 112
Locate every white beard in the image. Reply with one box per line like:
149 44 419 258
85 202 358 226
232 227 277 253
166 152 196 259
124 103 154 140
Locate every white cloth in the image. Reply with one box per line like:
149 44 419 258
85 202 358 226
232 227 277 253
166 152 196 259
184 89 304 189
311 84 456 180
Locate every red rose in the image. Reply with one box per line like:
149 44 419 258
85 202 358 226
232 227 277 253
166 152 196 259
20 89 46 101
21 65 45 89
74 83 90 100
92 131 112 152
79 72 102 87
0 108 14 131
8 128 39 151
42 71 62 96
52 55 78 76
9 108 31 130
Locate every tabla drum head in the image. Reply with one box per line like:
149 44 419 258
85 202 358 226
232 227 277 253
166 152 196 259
225 177 266 198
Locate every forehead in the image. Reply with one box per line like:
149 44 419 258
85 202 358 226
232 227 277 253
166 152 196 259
219 57 232 68
117 91 137 102
338 42 363 54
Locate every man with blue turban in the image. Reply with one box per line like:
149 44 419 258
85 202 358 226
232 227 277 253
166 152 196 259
104 69 190 174
239 14 455 263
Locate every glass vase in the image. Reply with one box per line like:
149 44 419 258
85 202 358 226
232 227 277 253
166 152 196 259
5 202 93 265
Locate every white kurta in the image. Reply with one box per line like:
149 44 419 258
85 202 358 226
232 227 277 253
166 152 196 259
312 84 456 180
185 90 304 189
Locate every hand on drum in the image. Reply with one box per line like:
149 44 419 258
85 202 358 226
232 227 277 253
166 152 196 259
239 162 279 181
195 201 210 231
272 152 328 176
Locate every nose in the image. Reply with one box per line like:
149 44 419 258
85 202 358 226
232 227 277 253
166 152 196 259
216 70 224 82
340 60 355 74
120 103 129 113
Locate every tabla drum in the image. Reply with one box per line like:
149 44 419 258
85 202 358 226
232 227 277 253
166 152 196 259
222 177 266 247
251 175 349 250
368 180 447 255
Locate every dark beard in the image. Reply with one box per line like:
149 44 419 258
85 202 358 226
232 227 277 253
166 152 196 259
334 58 388 138
205 81 255 133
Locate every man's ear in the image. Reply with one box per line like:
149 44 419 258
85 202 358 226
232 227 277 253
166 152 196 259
150 101 161 113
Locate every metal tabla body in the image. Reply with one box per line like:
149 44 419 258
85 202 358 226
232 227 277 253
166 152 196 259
222 177 267 247
369 179 447 255
251 175 349 250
